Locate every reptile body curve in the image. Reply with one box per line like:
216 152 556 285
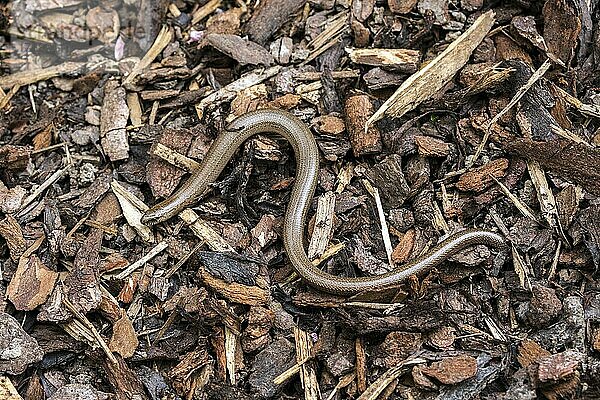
141 109 504 295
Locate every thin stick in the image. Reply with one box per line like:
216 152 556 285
362 180 394 266
471 58 552 168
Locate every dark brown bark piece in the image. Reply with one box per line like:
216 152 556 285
103 354 149 400
542 0 581 65
160 88 211 108
210 328 227 382
0 216 26 261
0 145 32 170
414 135 450 157
63 228 103 315
140 89 180 101
197 252 269 305
351 20 370 47
7 255 58 311
576 205 600 268
412 365 438 390
421 355 478 385
492 133 600 196
511 16 547 51
147 128 195 199
25 374 44 400
248 338 296 398
73 169 113 211
526 285 563 327
355 337 367 392
456 158 509 192
517 339 551 368
169 345 212 396
366 154 411 207
323 334 355 377
537 351 582 383
555 184 580 230
244 0 306 45
363 67 407 90
372 331 423 368
388 0 417 14
136 67 192 85
494 35 533 65
344 95 382 157
72 71 102 95
204 34 274 66
242 306 275 353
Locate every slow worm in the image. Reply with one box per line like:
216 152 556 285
142 109 504 295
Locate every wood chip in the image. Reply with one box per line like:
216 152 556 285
245 0 307 45
315 115 346 135
347 48 420 73
0 62 85 90
115 241 167 279
388 0 417 14
0 215 26 261
200 270 270 306
373 331 423 368
414 135 450 157
0 145 31 170
294 327 320 400
492 133 600 196
527 160 561 232
204 34 274 66
456 158 509 192
542 0 581 65
250 338 296 397
7 253 58 311
352 0 375 22
123 25 174 90
355 337 367 393
391 228 415 264
100 80 129 162
0 313 43 374
191 0 222 24
308 191 336 260
537 351 582 383
197 66 281 119
517 339 551 368
111 180 153 244
363 67 407 90
356 357 425 400
344 95 382 156
0 376 22 400
421 354 478 384
102 355 147 399
146 128 196 198
242 306 275 353
140 89 180 101
368 11 495 127
556 184 582 231
108 314 139 359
